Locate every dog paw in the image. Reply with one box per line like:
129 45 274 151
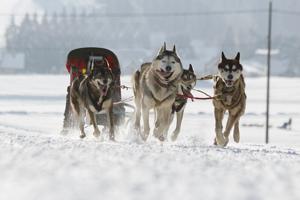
79 133 86 138
109 134 115 141
171 134 178 141
141 133 149 141
216 133 226 146
171 130 180 141
141 131 150 141
158 135 165 142
233 133 240 143
213 138 218 145
93 130 100 137
224 136 229 146
60 128 69 135
153 130 160 139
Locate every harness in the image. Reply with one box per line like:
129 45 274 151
214 75 246 110
147 69 180 106
172 95 187 114
86 79 110 112
153 71 177 89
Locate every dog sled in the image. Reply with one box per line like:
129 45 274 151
62 47 130 131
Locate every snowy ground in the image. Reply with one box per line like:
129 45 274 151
0 75 300 200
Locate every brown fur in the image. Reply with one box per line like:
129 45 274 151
211 52 246 146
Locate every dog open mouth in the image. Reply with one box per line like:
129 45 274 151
181 85 192 97
156 69 174 80
225 80 234 86
101 85 108 96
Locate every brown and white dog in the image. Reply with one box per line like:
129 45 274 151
70 60 115 140
201 52 246 146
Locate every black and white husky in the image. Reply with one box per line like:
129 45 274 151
70 60 115 140
170 64 196 141
132 43 183 141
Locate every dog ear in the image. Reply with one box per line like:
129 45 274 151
163 42 166 51
221 52 227 61
173 45 176 54
240 64 243 71
189 64 194 73
235 52 240 62
158 46 164 56
157 42 167 55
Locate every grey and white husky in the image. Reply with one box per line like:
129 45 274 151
70 60 115 140
132 43 183 141
170 64 197 141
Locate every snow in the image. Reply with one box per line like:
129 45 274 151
0 74 300 200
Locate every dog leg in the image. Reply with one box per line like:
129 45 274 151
61 86 72 134
134 99 141 130
171 109 184 141
79 108 86 138
214 108 226 146
162 108 172 141
153 109 160 138
88 110 100 138
158 107 172 142
223 114 239 146
107 105 115 141
133 71 141 131
153 108 167 141
141 106 150 141
233 119 240 143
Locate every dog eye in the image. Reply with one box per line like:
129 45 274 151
171 61 176 64
162 60 167 63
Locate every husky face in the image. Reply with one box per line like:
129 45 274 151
152 43 183 81
218 52 243 87
89 62 113 96
179 64 196 95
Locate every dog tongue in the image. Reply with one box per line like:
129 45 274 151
227 80 233 85
102 86 108 96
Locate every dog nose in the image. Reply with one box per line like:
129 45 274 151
166 66 172 72
227 74 233 80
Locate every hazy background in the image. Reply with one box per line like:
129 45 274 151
0 0 299 76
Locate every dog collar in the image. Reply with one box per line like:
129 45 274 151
153 70 180 89
172 98 187 113
153 72 174 88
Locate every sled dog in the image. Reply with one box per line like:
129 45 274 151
170 64 197 141
70 59 115 140
133 43 183 141
204 52 246 146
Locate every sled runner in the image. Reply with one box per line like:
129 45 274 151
62 47 127 130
